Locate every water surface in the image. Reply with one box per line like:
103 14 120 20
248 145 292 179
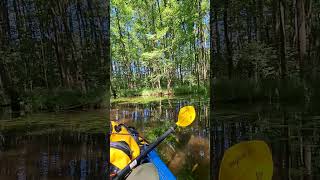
111 96 210 179
1 98 320 180
212 103 320 180
0 110 108 179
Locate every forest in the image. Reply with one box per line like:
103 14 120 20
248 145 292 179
210 0 320 103
0 0 110 112
111 0 210 98
112 0 320 105
209 1 320 178
0 0 320 179
0 0 319 109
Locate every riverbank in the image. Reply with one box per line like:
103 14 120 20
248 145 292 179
113 78 320 105
114 85 208 98
213 78 320 104
0 109 107 135
0 88 108 114
3 78 320 114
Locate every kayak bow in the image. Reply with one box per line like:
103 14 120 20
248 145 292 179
147 149 176 180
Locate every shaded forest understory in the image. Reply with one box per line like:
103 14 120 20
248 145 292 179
0 0 110 112
210 0 320 105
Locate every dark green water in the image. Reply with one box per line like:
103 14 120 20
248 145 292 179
0 109 108 179
1 97 320 180
112 99 320 180
212 103 320 180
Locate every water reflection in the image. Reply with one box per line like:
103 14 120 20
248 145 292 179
113 99 320 180
0 132 107 179
212 103 320 180
111 98 210 179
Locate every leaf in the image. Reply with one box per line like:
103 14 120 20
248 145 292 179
141 50 163 60
156 27 169 39
192 163 199 172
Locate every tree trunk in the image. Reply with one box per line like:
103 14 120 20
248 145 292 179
0 0 20 111
76 0 87 93
115 8 131 89
279 0 287 79
224 0 233 79
214 8 220 55
210 0 217 178
296 0 307 79
257 0 265 42
304 145 312 180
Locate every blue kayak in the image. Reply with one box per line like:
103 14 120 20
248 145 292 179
147 150 176 180
125 149 176 180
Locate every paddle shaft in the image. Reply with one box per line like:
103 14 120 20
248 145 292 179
114 125 177 180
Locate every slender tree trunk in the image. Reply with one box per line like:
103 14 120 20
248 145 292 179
257 0 265 42
252 0 258 41
76 0 87 92
224 0 233 79
156 0 162 26
214 8 220 54
304 144 312 180
296 0 307 79
279 0 287 79
40 33 49 89
210 0 218 178
115 8 131 88
214 2 221 77
0 0 20 111
51 8 67 87
247 6 252 43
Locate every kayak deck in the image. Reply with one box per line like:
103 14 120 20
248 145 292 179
147 150 176 180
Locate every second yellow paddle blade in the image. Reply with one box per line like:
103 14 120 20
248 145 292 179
219 140 273 180
176 106 196 127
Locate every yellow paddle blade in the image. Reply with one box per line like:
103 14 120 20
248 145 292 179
219 140 273 180
176 106 196 127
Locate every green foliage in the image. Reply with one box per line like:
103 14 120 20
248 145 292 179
0 110 107 135
118 89 141 97
117 88 168 97
141 50 164 60
144 121 177 144
111 96 171 104
213 78 316 103
140 88 166 96
115 85 208 98
173 85 208 96
111 0 209 92
214 79 259 102
234 42 278 79
22 88 105 112
0 0 108 112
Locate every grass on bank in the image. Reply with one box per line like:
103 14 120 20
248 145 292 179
116 85 208 97
213 78 317 103
0 110 107 135
112 85 208 104
21 87 106 112
114 78 320 105
117 85 208 97
111 96 173 104
6 77 320 112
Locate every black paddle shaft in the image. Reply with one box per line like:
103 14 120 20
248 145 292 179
114 125 177 180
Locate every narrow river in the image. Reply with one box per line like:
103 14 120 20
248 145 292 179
1 97 320 180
